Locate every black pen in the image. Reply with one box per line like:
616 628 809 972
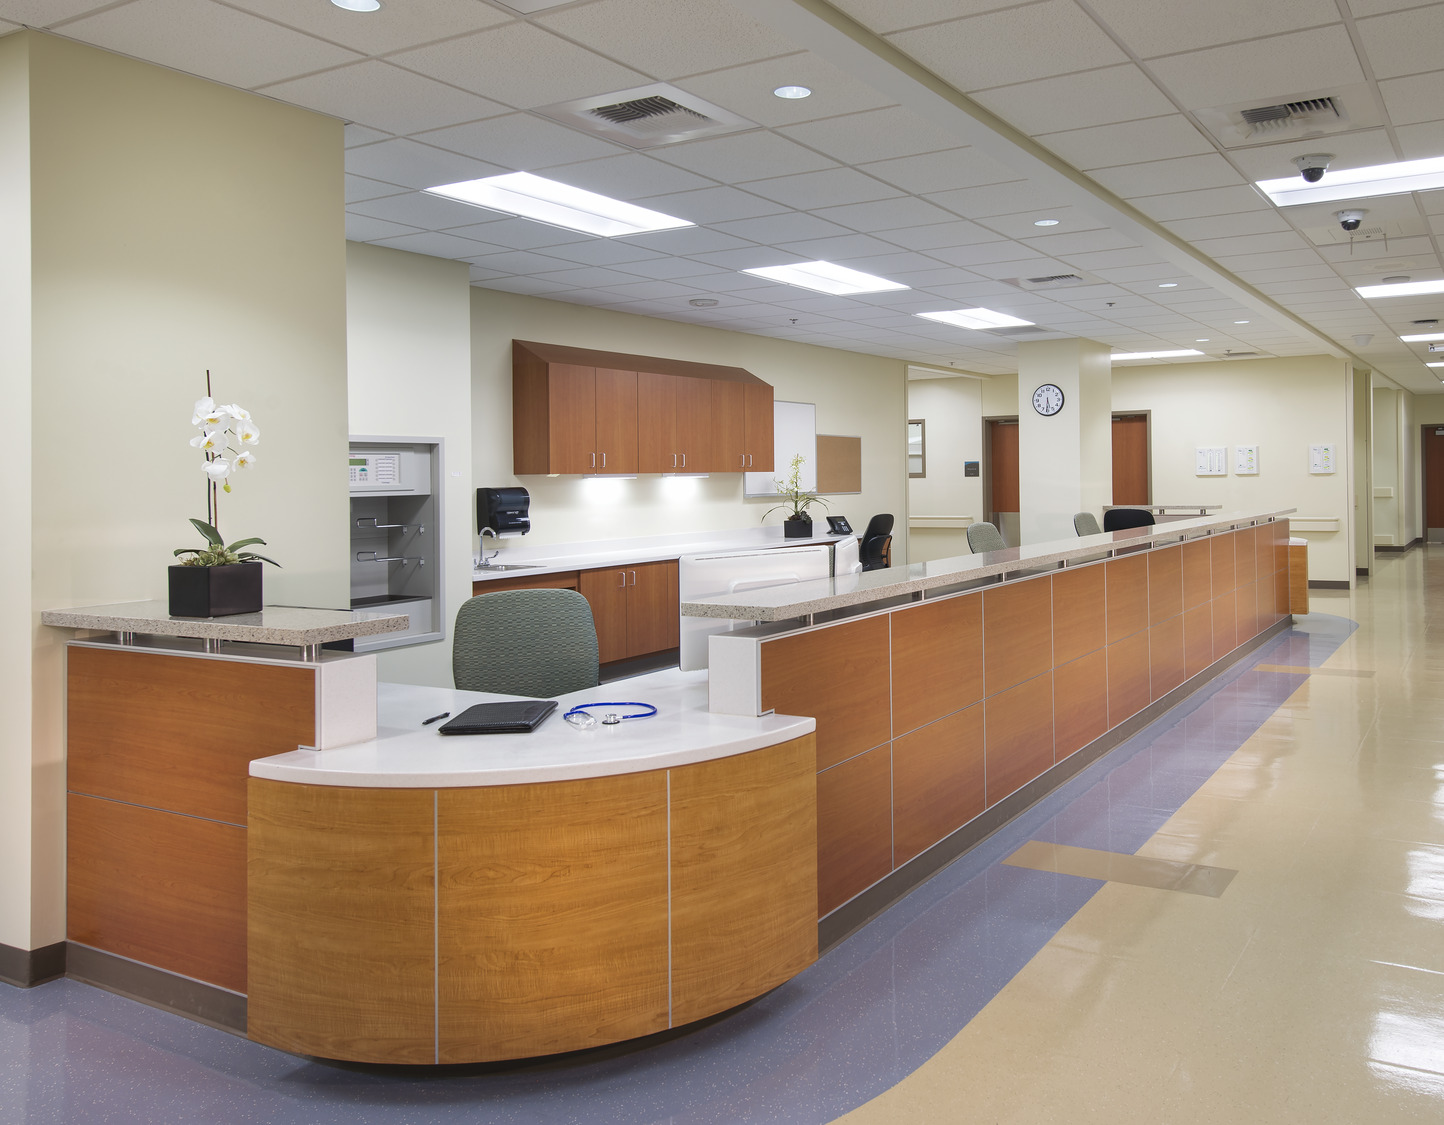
422 712 450 726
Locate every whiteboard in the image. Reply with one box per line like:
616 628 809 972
745 401 816 497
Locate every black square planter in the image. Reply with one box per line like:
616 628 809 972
168 561 263 618
783 517 813 539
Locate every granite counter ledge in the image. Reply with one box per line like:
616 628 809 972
41 599 409 650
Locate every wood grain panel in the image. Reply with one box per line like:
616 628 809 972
473 570 580 596
816 434 862 494
547 363 595 475
438 773 668 1063
1148 546 1183 625
675 375 714 472
892 705 985 865
511 343 550 475
1183 604 1214 679
761 615 892 771
1106 631 1151 728
1106 553 1150 643
1111 414 1150 505
67 647 314 825
1288 542 1308 616
1235 580 1258 643
247 780 434 1064
817 745 893 917
891 592 983 736
1150 614 1186 701
1234 525 1256 587
671 737 818 1027
1254 524 1273 584
1278 567 1294 620
982 577 1053 696
984 673 1054 807
1182 538 1212 610
594 367 638 475
1212 592 1237 657
712 379 746 471
1211 531 1237 593
744 382 774 472
1052 563 1106 666
580 566 632 664
1054 650 1108 760
69 793 246 992
637 370 677 473
627 561 679 658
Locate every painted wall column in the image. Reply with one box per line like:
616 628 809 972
1017 338 1112 544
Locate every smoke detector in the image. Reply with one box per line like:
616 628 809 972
536 84 755 149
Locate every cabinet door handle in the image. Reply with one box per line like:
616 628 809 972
747 454 753 468
740 453 746 468
590 452 596 469
601 451 606 468
631 570 637 586
618 571 627 589
681 452 686 468
672 453 677 468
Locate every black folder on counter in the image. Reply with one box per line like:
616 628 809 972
437 700 557 735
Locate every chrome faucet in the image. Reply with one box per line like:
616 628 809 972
478 526 501 568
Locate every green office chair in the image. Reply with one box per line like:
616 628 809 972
1073 511 1102 536
966 521 1006 553
453 589 600 698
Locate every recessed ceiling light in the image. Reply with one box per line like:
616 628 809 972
1401 332 1444 342
1382 275 1412 284
1158 283 1178 288
331 0 381 10
916 308 1035 330
773 85 812 99
1110 349 1205 361
425 172 693 237
1033 218 1060 227
742 261 908 295
688 298 719 308
1256 153 1444 207
1195 338 1210 342
1234 320 1250 324
1356 279 1444 299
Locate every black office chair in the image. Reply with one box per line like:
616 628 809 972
1102 507 1156 532
859 514 894 571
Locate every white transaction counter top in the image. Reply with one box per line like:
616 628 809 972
249 667 814 788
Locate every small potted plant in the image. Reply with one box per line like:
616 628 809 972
765 453 829 538
169 376 280 617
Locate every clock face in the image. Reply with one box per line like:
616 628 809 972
1032 383 1065 416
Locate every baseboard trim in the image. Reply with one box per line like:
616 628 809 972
0 940 66 988
65 944 247 1034
1375 538 1422 554
1309 579 1350 590
817 616 1293 954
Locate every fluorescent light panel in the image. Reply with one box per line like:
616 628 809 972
742 261 908 295
1256 154 1444 207
1110 349 1204 361
916 308 1034 330
1400 332 1444 342
425 172 693 237
1428 362 1444 368
1356 279 1444 299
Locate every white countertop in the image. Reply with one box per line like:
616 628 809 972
682 509 1294 622
40 601 410 645
249 667 814 788
473 525 849 582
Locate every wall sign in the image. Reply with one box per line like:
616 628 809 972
1195 446 1226 476
1234 445 1259 475
1309 444 1336 474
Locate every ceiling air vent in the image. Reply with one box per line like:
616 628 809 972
1003 271 1104 291
1195 85 1378 149
1238 97 1340 137
536 83 755 149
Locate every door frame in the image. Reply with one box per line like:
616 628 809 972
1110 410 1153 506
1422 423 1444 544
981 415 1018 527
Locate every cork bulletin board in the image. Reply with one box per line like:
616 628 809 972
816 434 862 494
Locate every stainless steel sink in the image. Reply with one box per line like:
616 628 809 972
476 564 542 572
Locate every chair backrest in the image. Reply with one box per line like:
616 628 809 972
453 588 600 698
1102 507 1156 532
1073 511 1102 536
859 513 894 571
967 521 1006 553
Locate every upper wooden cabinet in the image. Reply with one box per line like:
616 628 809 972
514 341 772 476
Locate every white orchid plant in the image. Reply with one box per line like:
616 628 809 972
175 375 279 568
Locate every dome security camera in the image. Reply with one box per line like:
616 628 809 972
1336 208 1368 233
1293 153 1334 183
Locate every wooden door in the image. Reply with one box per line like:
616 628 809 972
1112 414 1150 505
987 419 1019 521
547 364 595 475
627 561 680 657
593 368 638 475
637 371 677 473
675 376 714 472
1424 425 1444 540
744 383 774 472
579 568 630 664
712 381 746 472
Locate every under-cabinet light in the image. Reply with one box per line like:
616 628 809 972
741 261 908 295
915 308 1035 330
1256 154 1444 207
426 172 693 237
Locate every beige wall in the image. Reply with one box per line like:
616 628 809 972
470 289 907 558
347 243 473 687
5 32 349 950
907 375 983 562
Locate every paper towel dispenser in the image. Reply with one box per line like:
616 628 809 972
477 487 531 536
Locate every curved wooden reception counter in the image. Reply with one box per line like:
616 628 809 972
245 674 818 1066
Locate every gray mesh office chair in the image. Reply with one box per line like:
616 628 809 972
453 589 600 698
1073 511 1102 536
966 521 1006 553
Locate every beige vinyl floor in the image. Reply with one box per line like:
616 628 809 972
838 547 1444 1124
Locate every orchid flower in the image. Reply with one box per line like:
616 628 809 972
197 404 231 429
236 419 260 445
204 458 232 482
190 428 227 454
221 403 250 422
233 449 256 470
191 397 216 426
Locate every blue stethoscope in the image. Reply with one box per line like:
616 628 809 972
563 702 658 730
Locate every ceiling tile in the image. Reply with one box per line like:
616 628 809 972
1022 229 1139 256
1090 154 1246 197
540 153 713 198
1059 247 1162 270
773 234 905 260
598 279 711 301
621 226 760 255
345 213 422 242
223 0 513 56
415 112 623 169
478 275 575 295
858 148 1022 195
1186 230 1311 257
1128 185 1273 221
1346 0 1437 15
348 190 495 230
928 241 1069 268
522 239 666 266
1 1 127 25
528 265 648 289
462 248 577 273
1225 129 1399 182
974 208 1107 239
345 174 405 204
652 131 838 181
1037 115 1214 171
1146 25 1365 110
672 52 896 128
1084 0 1341 58
630 186 789 224
369 230 500 259
535 0 796 79
926 179 1077 218
812 195 958 232
711 212 857 243
1211 248 1327 272
1378 72 1444 127
828 0 1031 35
389 22 646 108
1356 7 1444 80
259 60 508 136
1394 120 1444 159
742 168 903 209
610 257 731 280
777 106 964 164
888 1 1127 92
972 64 1177 135
885 220 1011 250
59 0 362 89
345 138 507 189
344 123 391 148
442 217 587 250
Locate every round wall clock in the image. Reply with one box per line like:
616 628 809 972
1032 383 1065 416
